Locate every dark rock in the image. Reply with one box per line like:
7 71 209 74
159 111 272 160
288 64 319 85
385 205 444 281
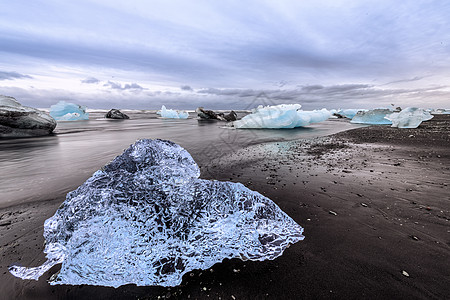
0 95 56 138
223 111 238 121
105 109 129 119
196 107 218 119
333 113 346 119
196 107 237 121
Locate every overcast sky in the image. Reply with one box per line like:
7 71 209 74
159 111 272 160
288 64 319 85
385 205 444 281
1 0 450 109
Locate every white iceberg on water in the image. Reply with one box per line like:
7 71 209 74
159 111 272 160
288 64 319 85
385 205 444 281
9 139 303 287
49 101 89 121
157 105 189 119
385 107 433 128
233 104 331 129
431 108 450 114
350 108 393 125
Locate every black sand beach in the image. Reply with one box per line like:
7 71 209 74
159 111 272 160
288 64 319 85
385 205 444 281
1 115 449 299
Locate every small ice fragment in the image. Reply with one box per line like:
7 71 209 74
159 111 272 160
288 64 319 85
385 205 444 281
49 101 89 121
157 105 189 119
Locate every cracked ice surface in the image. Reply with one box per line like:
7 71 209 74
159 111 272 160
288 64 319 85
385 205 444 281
9 139 304 287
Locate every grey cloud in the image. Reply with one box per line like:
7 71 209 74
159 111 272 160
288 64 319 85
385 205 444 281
0 71 32 80
123 83 143 90
196 84 449 110
381 76 427 86
300 85 324 92
180 85 193 91
104 81 144 91
81 77 100 84
3 83 450 111
197 84 372 100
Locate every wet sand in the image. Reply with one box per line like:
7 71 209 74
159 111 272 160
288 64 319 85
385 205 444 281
1 115 449 299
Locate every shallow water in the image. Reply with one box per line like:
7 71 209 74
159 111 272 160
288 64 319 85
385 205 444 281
0 111 364 208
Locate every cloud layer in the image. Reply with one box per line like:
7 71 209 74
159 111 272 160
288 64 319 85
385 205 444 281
1 1 450 108
0 71 32 81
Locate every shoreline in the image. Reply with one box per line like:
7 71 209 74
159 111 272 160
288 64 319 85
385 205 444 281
0 116 449 299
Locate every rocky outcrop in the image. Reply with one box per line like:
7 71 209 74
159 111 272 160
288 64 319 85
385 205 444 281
196 107 237 121
105 109 130 119
0 95 56 138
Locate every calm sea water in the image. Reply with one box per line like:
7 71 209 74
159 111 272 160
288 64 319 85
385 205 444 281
0 111 363 208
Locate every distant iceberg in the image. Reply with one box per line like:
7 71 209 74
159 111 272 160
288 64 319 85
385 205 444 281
431 108 450 114
9 139 303 287
385 107 433 128
49 101 89 121
157 105 189 119
335 108 367 119
350 108 393 125
233 104 331 129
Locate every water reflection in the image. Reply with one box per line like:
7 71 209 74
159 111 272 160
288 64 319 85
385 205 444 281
0 112 363 208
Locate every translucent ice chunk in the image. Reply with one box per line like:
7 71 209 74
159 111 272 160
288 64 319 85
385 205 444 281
385 107 433 128
157 105 189 119
233 104 331 129
9 139 304 287
335 108 367 119
350 108 393 125
49 101 89 121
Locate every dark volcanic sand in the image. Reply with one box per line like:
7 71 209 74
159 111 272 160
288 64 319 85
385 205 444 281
1 115 449 299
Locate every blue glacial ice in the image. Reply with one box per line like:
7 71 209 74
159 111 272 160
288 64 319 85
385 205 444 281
385 107 433 128
350 108 393 125
49 101 89 121
335 108 367 119
9 139 304 287
233 104 331 129
430 108 450 114
157 105 189 119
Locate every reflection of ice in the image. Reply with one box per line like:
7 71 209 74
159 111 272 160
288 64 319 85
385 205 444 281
233 104 331 129
157 105 189 119
49 101 89 121
10 139 304 287
385 107 433 128
350 108 393 125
